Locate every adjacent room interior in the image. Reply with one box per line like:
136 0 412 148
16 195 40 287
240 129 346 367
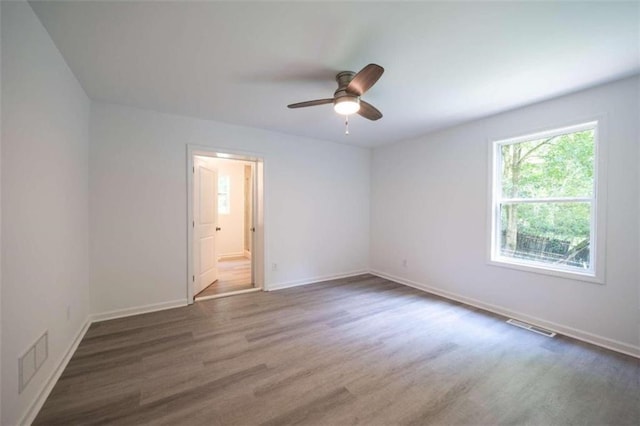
1 1 639 425
192 154 259 300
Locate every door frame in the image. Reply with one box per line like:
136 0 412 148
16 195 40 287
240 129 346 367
187 144 265 303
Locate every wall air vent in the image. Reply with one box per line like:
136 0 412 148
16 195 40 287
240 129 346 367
507 319 556 337
19 331 48 393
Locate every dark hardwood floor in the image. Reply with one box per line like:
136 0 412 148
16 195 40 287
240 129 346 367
34 274 639 425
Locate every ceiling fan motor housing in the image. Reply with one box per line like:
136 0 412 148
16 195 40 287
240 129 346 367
336 71 356 88
334 71 360 113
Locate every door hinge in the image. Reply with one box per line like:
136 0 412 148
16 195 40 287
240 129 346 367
251 227 256 232
192 166 195 173
192 221 195 228
192 275 195 282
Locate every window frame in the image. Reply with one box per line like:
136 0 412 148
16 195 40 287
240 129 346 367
488 120 606 284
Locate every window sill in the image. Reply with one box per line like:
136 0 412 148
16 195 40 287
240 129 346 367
488 256 604 285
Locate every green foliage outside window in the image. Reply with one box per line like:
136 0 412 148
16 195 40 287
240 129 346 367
498 128 595 269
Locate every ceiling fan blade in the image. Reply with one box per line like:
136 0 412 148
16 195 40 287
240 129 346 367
346 64 384 96
358 100 383 121
287 99 334 108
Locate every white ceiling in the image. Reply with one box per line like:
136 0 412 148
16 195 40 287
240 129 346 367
30 1 639 147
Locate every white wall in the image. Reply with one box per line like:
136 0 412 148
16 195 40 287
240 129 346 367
200 157 247 258
89 102 370 314
0 1 3 422
1 2 91 424
371 76 640 355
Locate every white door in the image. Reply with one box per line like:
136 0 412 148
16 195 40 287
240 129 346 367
194 157 219 295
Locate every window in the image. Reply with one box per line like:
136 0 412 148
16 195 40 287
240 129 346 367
218 175 230 214
490 122 599 279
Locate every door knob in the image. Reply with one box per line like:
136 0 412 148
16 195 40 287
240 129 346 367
216 227 221 231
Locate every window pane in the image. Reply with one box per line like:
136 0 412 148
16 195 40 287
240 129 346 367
499 202 591 270
218 175 230 193
501 129 594 199
218 194 229 214
218 175 230 214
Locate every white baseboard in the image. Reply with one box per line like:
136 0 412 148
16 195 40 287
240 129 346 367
21 298 188 424
91 299 187 322
218 252 246 261
267 270 369 291
19 317 92 426
370 270 640 359
22 268 637 426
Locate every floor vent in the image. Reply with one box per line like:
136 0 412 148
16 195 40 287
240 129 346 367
507 319 556 337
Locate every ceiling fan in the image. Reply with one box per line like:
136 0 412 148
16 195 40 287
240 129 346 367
287 63 384 121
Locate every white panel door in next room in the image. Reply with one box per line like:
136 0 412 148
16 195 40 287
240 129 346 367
194 157 219 295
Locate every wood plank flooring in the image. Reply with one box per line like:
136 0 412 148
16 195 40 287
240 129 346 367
34 274 639 425
196 258 253 298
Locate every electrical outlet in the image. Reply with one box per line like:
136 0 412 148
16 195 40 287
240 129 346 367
272 263 278 271
402 259 408 268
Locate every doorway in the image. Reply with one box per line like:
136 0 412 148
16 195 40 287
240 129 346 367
187 147 264 302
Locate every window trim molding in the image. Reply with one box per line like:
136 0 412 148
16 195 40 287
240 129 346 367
486 116 608 284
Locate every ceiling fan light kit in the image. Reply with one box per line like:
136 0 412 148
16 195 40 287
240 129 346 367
334 96 360 115
287 63 384 134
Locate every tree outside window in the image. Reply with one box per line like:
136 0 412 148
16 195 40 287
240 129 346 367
492 122 597 276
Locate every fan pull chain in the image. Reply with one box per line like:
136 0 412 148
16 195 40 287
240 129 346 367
344 115 349 135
